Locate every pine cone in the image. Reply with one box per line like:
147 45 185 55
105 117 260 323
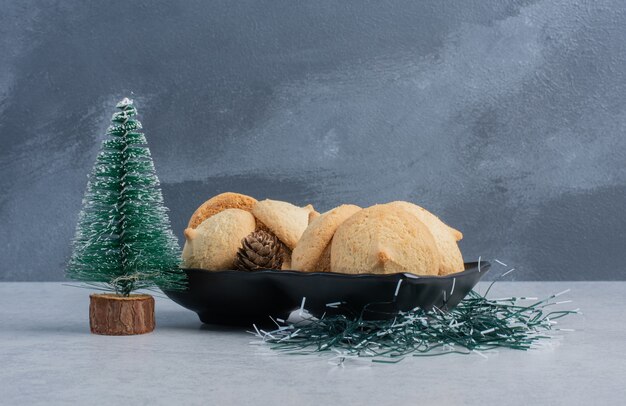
235 230 285 271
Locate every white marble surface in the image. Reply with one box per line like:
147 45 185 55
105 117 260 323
1 282 624 405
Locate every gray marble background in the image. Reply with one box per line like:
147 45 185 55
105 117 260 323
1 0 624 281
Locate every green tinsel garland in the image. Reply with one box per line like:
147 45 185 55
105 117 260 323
251 278 578 364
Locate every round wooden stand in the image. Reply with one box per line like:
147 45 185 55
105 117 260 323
89 293 155 335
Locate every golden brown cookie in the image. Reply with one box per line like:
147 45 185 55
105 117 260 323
331 204 440 276
312 242 332 273
292 204 361 272
182 208 256 270
187 192 257 229
281 249 293 270
308 210 321 224
387 201 464 276
251 199 316 250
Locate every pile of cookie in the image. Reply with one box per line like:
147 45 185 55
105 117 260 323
182 193 464 276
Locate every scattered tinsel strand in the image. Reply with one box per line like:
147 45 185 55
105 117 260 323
251 286 578 363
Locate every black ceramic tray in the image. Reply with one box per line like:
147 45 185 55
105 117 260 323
163 261 490 327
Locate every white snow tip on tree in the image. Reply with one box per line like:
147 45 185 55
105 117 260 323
116 98 134 108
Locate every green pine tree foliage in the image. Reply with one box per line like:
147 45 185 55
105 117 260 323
67 98 186 296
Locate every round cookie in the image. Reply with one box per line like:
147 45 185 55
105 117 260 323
331 204 440 276
387 201 464 276
251 199 317 250
182 208 256 270
281 250 293 271
308 210 321 224
187 192 257 229
312 243 332 273
292 204 361 272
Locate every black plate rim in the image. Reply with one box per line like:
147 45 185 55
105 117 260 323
178 260 490 282
163 261 491 325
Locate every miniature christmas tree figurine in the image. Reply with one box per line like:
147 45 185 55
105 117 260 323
67 97 186 335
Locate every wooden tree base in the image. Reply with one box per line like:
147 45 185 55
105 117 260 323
89 293 155 335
